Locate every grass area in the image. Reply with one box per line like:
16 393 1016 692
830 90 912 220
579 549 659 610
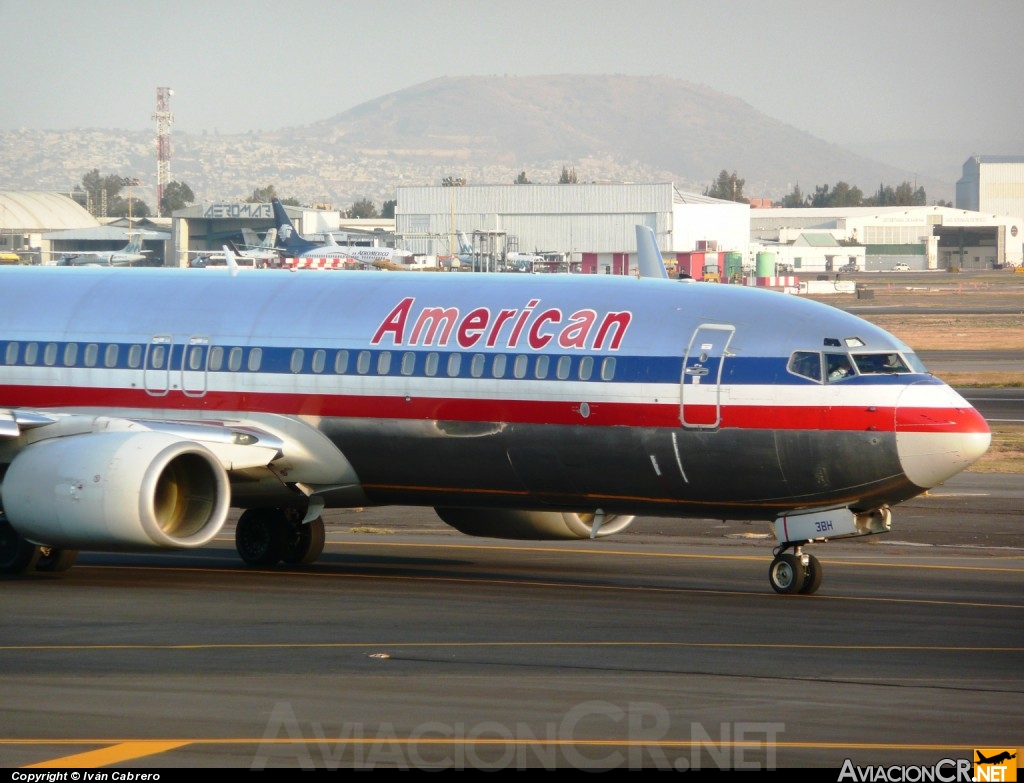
969 423 1024 473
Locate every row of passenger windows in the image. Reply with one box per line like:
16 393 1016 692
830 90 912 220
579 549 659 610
2 341 618 382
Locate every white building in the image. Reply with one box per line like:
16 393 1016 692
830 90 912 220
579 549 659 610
396 183 749 275
956 155 1024 226
750 205 1023 271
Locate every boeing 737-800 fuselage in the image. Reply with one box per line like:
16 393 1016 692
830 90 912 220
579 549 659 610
0 265 990 593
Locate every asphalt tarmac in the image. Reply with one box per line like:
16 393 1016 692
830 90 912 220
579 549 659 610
1 469 1020 770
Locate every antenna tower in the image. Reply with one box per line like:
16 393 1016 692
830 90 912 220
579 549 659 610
153 87 174 216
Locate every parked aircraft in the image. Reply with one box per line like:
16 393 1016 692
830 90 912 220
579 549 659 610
54 232 152 267
0 229 990 593
272 199 411 267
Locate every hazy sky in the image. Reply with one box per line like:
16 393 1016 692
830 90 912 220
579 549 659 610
2 0 1020 156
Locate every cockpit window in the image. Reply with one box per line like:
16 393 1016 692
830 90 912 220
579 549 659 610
903 353 928 373
825 353 855 382
852 352 911 375
788 351 822 382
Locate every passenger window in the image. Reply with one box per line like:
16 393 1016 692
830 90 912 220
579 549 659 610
788 351 822 382
357 350 371 374
535 355 549 379
44 343 58 366
601 357 616 381
84 343 98 367
247 347 262 372
105 344 119 368
312 349 326 374
825 353 855 382
189 346 204 371
377 351 392 375
63 343 78 367
579 356 593 381
491 354 506 378
228 347 243 372
447 353 461 377
513 354 528 379
401 352 415 375
4 342 17 365
127 344 142 369
334 350 349 374
290 349 304 374
149 345 165 369
24 343 38 365
470 353 485 378
425 352 439 377
556 355 571 380
209 346 224 372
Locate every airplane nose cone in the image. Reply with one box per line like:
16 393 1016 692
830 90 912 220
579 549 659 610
894 381 991 488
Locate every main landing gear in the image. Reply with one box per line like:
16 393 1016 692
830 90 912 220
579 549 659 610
0 515 78 576
768 544 822 595
234 507 326 567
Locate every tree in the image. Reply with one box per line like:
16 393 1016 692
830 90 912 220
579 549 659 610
160 181 195 215
781 184 807 208
442 176 466 187
79 169 149 217
828 181 864 208
246 186 278 203
704 170 746 203
514 171 531 184
864 181 926 207
381 199 397 219
347 198 378 219
558 166 577 184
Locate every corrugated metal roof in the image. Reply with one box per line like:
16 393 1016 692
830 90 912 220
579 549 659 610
800 233 841 247
0 190 99 230
42 226 169 241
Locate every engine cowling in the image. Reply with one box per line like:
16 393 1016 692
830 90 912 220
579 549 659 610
435 507 635 540
1 431 230 550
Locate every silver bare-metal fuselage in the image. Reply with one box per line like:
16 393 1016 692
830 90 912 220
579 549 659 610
0 266 990 525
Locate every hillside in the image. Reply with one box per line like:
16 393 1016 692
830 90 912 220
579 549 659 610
0 75 950 208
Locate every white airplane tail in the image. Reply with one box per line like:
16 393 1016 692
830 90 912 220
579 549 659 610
457 231 473 256
635 225 669 280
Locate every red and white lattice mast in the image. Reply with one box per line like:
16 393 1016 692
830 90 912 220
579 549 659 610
153 87 174 216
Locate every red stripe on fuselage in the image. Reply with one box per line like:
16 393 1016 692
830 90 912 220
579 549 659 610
0 385 989 434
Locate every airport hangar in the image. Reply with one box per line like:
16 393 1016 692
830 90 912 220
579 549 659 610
393 182 1022 274
5 178 1021 273
0 190 171 263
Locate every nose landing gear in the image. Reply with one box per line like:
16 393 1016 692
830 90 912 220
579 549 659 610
768 545 822 595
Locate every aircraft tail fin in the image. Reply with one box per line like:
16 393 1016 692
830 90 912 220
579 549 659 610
271 198 318 256
241 227 260 247
222 245 240 278
260 228 277 248
457 231 473 256
123 233 144 255
635 225 669 280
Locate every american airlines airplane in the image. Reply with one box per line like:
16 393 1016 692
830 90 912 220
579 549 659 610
273 199 412 267
0 229 990 593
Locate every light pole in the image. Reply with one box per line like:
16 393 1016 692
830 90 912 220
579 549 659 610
121 177 141 237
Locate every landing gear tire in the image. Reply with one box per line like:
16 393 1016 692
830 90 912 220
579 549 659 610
36 547 79 573
282 515 326 566
235 508 288 566
0 518 41 575
799 554 823 595
769 553 806 594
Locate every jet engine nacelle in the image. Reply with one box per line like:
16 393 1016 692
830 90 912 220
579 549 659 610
434 507 635 540
1 431 230 551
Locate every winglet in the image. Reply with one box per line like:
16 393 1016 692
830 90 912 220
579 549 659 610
222 245 240 278
635 225 669 280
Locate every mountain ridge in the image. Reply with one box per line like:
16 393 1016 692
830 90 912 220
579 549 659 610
0 75 953 208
